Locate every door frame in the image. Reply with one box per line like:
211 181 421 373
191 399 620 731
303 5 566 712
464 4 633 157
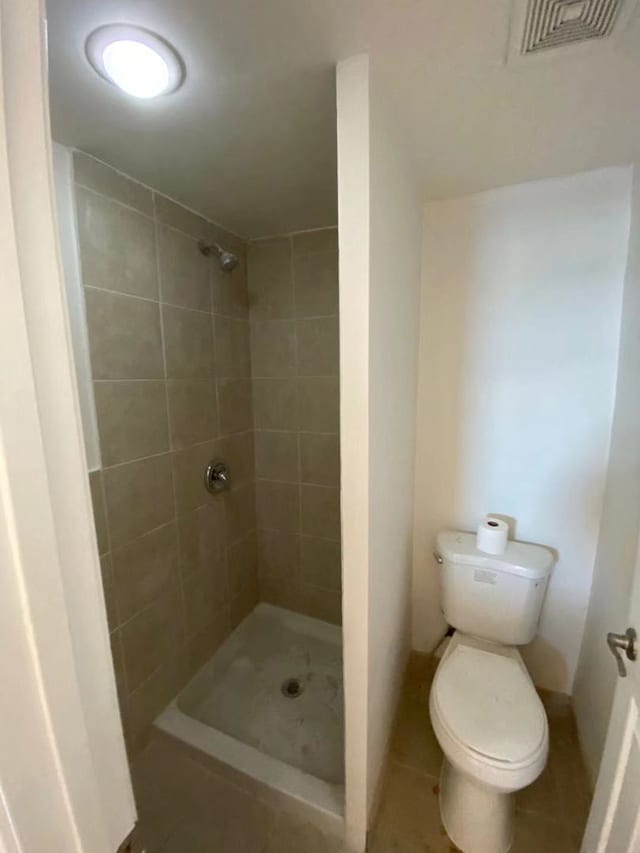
0 0 135 850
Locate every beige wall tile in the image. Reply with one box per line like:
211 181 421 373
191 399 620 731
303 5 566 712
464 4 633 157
247 229 341 623
298 586 342 626
229 574 259 630
293 251 338 318
120 588 183 690
300 432 339 486
177 503 226 578
212 258 249 319
254 430 299 482
300 485 340 541
218 378 253 434
154 193 209 240
214 316 251 378
112 523 179 622
256 480 300 533
292 229 338 255
296 377 339 432
252 377 297 430
224 482 256 545
211 555 230 610
300 536 341 592
214 431 255 486
158 225 211 312
76 187 157 298
247 238 294 320
89 469 109 554
100 553 119 630
183 565 225 638
127 649 188 752
257 529 299 582
162 305 215 379
75 171 258 747
94 380 170 466
296 316 339 376
85 288 164 380
167 379 217 449
187 608 230 673
103 453 175 547
171 440 217 515
259 577 303 612
73 152 153 216
208 222 247 260
226 531 258 599
250 320 296 377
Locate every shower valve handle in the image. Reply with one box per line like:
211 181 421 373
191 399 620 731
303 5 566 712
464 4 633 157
205 459 230 494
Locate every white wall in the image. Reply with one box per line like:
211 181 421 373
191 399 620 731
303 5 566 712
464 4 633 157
337 54 422 851
337 54 371 853
573 166 640 783
367 63 423 813
412 167 631 694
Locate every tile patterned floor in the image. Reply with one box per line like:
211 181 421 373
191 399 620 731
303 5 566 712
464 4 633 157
131 652 592 852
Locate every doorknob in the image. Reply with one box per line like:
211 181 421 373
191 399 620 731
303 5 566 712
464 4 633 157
606 628 637 678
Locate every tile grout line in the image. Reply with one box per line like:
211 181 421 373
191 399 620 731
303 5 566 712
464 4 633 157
288 235 305 563
99 430 258 473
152 199 187 671
244 261 259 622
216 250 252 635
248 235 341 611
254 426 339 436
84 281 252 322
245 245 260 605
75 180 156 222
73 149 248 241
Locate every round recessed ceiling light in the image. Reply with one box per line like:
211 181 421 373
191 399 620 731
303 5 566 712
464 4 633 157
85 24 184 99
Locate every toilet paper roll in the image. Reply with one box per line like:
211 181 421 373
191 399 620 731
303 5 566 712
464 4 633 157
476 516 509 555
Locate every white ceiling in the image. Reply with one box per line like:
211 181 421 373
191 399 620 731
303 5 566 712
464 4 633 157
46 0 640 237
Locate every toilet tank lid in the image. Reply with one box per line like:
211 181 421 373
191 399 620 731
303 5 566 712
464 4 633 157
436 531 554 581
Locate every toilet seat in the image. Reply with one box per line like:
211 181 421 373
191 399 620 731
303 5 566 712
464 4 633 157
429 637 548 792
433 644 546 764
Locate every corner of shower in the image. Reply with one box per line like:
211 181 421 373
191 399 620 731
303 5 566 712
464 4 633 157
154 603 345 832
53 146 344 840
148 224 344 834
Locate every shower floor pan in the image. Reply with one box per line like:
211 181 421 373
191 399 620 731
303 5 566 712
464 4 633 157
155 603 344 823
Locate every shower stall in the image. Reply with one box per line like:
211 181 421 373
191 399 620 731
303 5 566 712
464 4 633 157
55 147 343 833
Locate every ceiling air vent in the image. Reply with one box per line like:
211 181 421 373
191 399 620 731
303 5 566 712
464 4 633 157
521 0 625 54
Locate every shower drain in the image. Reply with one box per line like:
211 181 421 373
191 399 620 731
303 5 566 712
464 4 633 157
281 677 304 699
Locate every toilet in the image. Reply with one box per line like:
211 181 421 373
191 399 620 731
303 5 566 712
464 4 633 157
429 530 554 853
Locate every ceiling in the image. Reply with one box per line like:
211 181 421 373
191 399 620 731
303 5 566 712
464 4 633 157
46 0 640 238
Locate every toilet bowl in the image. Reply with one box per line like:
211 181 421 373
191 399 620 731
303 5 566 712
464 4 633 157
429 633 548 853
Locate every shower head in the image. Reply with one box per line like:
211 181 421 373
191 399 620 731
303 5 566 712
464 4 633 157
198 240 239 272
218 249 239 272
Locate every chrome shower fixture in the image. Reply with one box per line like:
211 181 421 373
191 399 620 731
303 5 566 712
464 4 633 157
198 239 239 272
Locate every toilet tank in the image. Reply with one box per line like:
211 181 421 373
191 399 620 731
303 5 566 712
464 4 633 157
435 531 554 645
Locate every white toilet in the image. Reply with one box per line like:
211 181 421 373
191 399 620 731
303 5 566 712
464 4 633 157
429 530 554 853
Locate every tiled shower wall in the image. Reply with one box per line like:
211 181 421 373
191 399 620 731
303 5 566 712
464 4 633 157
74 152 257 753
248 231 341 624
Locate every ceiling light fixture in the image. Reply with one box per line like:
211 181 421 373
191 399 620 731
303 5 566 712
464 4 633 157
85 24 184 99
